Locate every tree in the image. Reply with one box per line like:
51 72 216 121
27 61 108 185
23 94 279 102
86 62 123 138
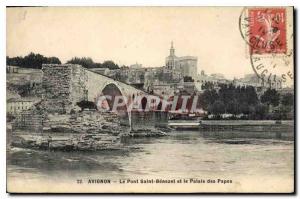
240 102 250 114
102 60 119 70
209 100 225 115
226 100 239 114
7 56 21 66
7 52 61 69
198 89 218 110
244 86 258 105
254 103 268 119
93 63 103 68
47 57 61 64
183 76 194 82
66 57 94 68
201 82 214 90
65 58 120 70
261 88 280 106
218 84 235 105
281 93 294 106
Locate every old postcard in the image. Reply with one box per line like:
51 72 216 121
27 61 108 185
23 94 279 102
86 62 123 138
6 7 294 193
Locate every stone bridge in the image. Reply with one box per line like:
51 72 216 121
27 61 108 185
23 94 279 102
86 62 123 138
42 64 168 128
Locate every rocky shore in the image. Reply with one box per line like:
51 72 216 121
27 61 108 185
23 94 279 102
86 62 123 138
45 110 124 134
125 129 167 137
11 130 167 151
11 133 123 151
10 110 168 151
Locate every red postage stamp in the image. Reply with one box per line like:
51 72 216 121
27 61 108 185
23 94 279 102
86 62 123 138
249 8 287 54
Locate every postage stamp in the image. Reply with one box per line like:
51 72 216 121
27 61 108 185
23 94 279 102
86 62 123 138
248 8 287 54
239 7 293 87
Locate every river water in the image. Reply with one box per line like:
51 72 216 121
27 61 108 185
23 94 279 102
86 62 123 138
7 130 294 192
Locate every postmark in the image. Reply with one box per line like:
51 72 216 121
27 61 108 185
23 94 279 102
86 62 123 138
250 52 293 87
239 7 294 87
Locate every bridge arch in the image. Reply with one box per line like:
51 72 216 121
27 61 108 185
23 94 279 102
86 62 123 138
101 83 126 109
97 82 130 126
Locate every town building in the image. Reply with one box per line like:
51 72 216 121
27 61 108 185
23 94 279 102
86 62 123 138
233 74 283 94
165 42 198 79
177 81 197 95
278 86 294 95
196 70 230 92
6 65 19 73
151 82 178 96
130 63 143 69
7 98 39 116
100 43 198 95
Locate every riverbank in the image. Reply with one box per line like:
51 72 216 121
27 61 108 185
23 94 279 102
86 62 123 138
169 120 293 130
9 128 168 151
10 132 123 151
168 120 294 140
9 117 294 151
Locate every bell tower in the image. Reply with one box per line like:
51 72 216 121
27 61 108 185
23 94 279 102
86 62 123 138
166 41 177 70
170 41 175 57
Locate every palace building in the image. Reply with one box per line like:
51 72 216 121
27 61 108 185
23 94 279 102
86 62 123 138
165 42 198 78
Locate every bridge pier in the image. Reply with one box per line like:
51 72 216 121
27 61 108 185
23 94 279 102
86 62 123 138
42 64 88 114
130 111 169 130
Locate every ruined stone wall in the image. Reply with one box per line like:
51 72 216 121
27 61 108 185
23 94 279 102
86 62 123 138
42 64 72 113
70 65 88 105
12 109 45 133
42 64 87 114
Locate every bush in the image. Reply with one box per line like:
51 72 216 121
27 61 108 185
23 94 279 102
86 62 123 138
76 101 97 111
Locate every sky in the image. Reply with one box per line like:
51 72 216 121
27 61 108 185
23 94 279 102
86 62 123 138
5 7 279 79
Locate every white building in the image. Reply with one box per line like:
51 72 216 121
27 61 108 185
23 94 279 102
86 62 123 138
7 98 39 115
